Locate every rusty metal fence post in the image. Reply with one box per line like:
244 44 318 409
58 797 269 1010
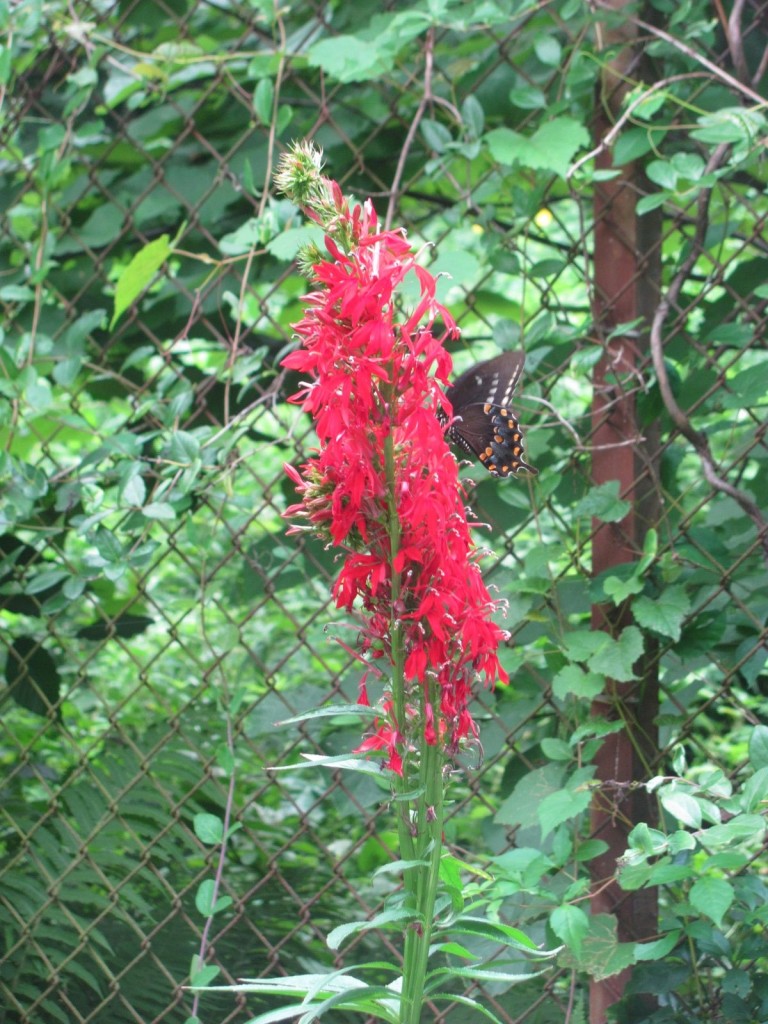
589 8 661 1021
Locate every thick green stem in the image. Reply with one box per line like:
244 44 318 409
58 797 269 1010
384 432 444 1024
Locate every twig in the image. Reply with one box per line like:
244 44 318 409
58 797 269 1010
568 72 708 179
631 14 768 108
648 142 768 565
385 28 435 231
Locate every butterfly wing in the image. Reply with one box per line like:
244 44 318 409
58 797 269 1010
444 352 537 478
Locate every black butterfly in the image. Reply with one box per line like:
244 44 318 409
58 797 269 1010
442 351 537 478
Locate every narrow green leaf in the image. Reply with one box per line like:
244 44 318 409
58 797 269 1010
111 234 172 328
634 930 681 961
253 78 274 124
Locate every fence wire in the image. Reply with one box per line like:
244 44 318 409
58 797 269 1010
1 2 767 1023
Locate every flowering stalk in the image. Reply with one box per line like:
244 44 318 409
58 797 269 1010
277 141 508 1023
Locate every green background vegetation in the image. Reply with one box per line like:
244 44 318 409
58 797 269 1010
1 1 766 1022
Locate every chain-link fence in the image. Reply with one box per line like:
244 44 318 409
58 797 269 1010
2 2 767 1023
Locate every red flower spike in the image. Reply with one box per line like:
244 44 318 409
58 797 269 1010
282 174 507 776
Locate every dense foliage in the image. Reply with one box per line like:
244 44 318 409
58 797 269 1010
1 1 766 1022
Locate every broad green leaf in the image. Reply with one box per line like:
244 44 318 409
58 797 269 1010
552 664 605 699
541 738 573 761
699 813 765 847
550 904 589 956
142 502 176 520
5 636 61 717
659 789 702 829
534 35 562 66
111 234 172 328
194 813 224 845
587 626 643 682
538 785 591 839
486 117 589 179
689 876 734 928
634 587 690 641
195 879 216 917
573 481 631 523
266 224 324 261
557 913 636 980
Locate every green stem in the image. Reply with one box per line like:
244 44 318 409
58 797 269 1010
384 415 445 1024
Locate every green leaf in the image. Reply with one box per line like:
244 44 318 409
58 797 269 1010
189 964 220 987
265 224 325 261
689 876 734 928
5 636 61 718
634 589 696 634
588 626 643 682
749 725 768 770
253 78 274 124
740 766 768 813
573 481 631 523
534 35 562 66
552 664 605 700
634 930 681 961
538 785 591 839
327 907 415 950
659 789 702 829
486 117 589 178
111 234 172 328
194 813 224 845
558 913 636 980
550 904 589 955
142 502 176 520
541 738 573 761
195 879 216 917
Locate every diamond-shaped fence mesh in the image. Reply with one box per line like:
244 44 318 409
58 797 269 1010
1 2 767 1023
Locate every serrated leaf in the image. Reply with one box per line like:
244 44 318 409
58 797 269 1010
573 481 631 523
550 904 589 956
486 116 589 178
111 234 172 328
638 589 692 634
538 786 591 839
552 664 605 699
588 626 643 682
557 913 636 980
689 876 733 928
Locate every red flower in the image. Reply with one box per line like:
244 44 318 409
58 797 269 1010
282 175 507 775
